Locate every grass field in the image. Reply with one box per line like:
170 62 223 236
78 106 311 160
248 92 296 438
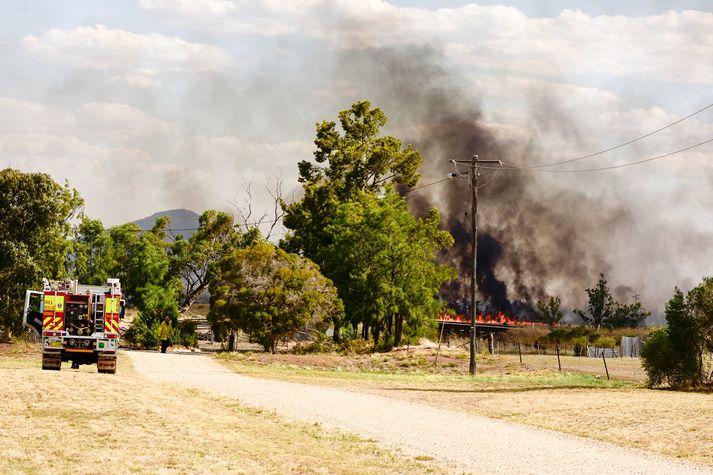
216 349 713 468
0 344 444 474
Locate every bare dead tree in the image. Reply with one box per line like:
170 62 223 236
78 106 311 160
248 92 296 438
231 181 266 231
264 175 286 241
230 173 289 241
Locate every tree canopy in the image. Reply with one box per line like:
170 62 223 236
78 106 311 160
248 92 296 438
642 283 710 388
575 274 615 329
282 101 454 346
323 190 454 346
299 100 422 194
575 273 648 329
170 210 260 313
283 100 423 263
536 296 563 326
209 242 343 352
0 169 83 339
603 301 649 329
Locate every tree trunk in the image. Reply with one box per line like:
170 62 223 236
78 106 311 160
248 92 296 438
362 323 369 340
385 315 393 340
332 317 341 343
179 282 210 314
394 315 404 348
372 326 380 346
227 330 236 352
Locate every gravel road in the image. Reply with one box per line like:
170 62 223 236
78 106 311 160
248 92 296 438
126 350 712 475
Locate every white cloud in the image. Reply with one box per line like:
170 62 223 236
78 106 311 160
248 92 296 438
467 75 713 166
0 96 312 225
186 135 311 190
140 0 238 14
0 97 75 135
76 103 174 139
139 1 713 84
23 25 232 82
139 0 298 36
108 74 162 89
0 97 175 144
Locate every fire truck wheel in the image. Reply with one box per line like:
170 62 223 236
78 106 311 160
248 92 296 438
97 357 117 374
42 355 61 371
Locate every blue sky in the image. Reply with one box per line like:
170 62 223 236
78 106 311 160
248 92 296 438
2 1 712 307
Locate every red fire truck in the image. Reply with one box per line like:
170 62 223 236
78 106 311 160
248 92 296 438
23 278 124 373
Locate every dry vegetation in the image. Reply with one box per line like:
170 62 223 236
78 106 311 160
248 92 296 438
0 344 443 474
216 346 713 468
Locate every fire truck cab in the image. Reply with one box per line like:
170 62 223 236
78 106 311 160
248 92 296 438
23 278 124 373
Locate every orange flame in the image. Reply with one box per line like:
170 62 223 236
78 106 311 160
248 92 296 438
438 311 541 326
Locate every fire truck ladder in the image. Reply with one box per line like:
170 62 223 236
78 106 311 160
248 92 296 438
92 294 104 333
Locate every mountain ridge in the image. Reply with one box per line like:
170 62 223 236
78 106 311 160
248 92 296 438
133 208 200 239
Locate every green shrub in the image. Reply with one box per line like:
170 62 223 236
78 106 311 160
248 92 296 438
174 319 198 348
593 335 616 348
641 329 681 388
546 328 570 344
376 334 394 353
293 333 334 354
572 336 590 356
124 314 199 349
338 337 373 355
123 313 160 349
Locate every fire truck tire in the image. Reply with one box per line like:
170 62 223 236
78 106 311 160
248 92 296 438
97 356 117 374
42 354 61 371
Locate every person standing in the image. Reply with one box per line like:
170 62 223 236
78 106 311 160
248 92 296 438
158 316 172 353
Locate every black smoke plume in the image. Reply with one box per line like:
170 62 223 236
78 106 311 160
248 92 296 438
336 46 632 316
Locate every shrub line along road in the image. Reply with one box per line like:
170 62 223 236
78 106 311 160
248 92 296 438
126 350 712 475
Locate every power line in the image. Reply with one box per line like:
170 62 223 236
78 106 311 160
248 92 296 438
403 177 452 193
503 102 713 170
476 168 502 190
485 137 713 173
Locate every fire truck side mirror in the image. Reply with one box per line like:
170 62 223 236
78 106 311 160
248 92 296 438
119 299 126 320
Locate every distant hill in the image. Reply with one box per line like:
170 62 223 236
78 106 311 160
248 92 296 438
133 208 200 239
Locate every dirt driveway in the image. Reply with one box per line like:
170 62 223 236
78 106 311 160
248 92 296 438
126 350 711 475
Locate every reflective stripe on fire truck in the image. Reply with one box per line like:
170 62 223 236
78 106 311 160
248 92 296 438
42 294 65 331
104 319 119 333
105 297 120 314
104 297 120 334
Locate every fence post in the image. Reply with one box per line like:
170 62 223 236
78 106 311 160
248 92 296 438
434 322 445 366
602 351 610 380
556 344 561 371
518 343 523 364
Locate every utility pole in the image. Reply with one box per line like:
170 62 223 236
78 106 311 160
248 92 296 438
451 155 502 375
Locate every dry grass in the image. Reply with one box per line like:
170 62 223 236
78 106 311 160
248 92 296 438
412 386 713 466
0 346 444 474
496 353 647 381
216 349 713 468
216 349 640 386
